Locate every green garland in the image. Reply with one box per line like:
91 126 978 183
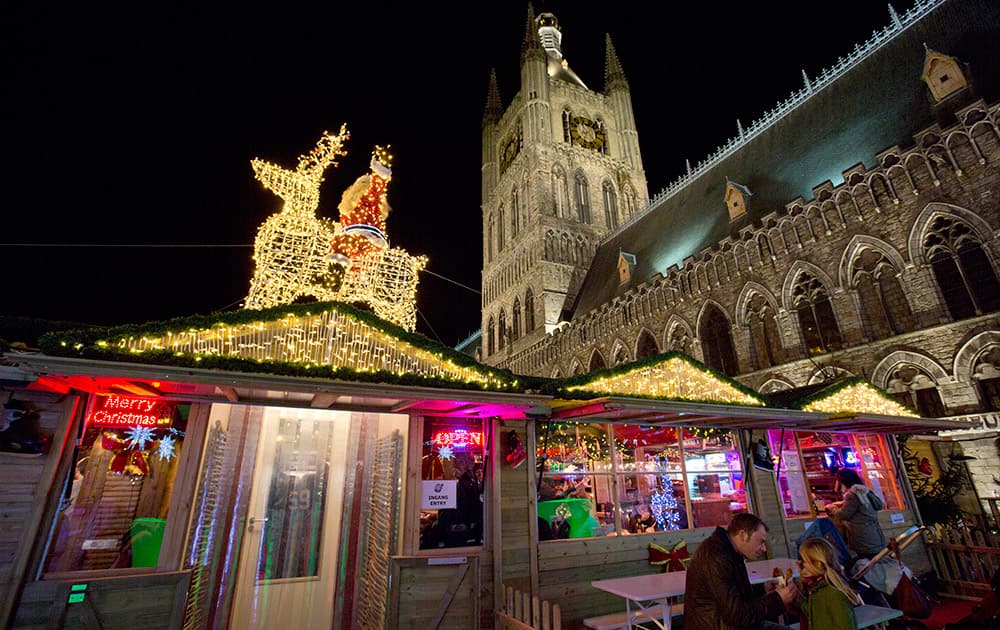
539 350 766 407
36 301 522 392
783 376 917 414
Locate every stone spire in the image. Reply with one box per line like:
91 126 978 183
604 34 629 91
520 3 543 63
483 69 502 126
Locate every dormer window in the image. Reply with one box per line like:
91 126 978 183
618 251 637 286
724 180 752 221
922 48 967 102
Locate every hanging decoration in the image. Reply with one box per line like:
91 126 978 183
155 434 178 462
504 430 526 468
102 426 185 479
124 425 156 451
437 445 454 461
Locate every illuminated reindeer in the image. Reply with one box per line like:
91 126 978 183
244 127 426 331
244 126 349 310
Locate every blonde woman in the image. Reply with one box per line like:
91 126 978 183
792 537 864 630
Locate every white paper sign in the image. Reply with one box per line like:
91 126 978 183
890 512 904 524
82 538 120 550
422 479 457 510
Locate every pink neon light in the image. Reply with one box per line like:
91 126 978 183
432 429 483 449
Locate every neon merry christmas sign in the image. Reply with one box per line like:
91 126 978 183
88 395 175 428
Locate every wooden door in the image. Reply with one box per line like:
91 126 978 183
230 408 349 628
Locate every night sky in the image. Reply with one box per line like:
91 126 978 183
5 2 893 346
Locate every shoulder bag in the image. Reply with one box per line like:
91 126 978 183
888 538 932 619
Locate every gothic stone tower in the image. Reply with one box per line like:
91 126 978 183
480 7 648 366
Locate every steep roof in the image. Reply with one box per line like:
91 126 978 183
571 0 1000 317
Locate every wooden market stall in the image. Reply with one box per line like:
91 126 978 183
0 312 976 629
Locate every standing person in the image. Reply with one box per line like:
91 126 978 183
825 469 887 566
791 537 863 630
685 512 797 629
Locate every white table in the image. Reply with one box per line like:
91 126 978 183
788 604 902 629
591 558 799 630
747 557 799 584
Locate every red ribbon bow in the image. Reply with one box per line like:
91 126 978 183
648 540 689 572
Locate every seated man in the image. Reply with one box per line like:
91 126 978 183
685 512 797 629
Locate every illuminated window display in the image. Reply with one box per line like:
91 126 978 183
766 429 904 518
536 423 746 539
419 419 485 549
43 396 189 573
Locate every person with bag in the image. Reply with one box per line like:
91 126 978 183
790 537 864 630
825 469 887 567
887 537 932 620
685 512 797 629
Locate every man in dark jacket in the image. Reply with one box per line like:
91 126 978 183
684 513 797 629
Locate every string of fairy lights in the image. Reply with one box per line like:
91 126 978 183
112 306 511 388
243 127 426 331
28 124 920 422
803 381 917 417
565 356 766 406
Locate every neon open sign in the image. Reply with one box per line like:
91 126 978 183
88 395 174 428
432 429 483 450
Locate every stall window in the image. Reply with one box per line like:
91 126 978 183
536 423 745 539
766 429 905 518
43 395 189 573
419 418 485 549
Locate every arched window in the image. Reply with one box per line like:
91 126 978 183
552 166 568 218
612 345 630 366
602 181 618 229
524 289 535 332
924 216 1000 320
623 185 637 219
497 205 505 251
589 351 607 372
486 316 495 356
511 187 520 236
636 329 659 360
974 347 1000 411
851 249 915 340
561 109 572 144
667 325 691 355
574 173 591 224
511 298 521 341
699 304 738 376
792 272 842 355
885 365 946 417
486 217 494 262
745 294 782 370
498 310 507 350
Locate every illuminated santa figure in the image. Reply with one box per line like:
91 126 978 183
329 146 392 266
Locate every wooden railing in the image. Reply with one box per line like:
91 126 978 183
926 512 1000 598
496 585 562 630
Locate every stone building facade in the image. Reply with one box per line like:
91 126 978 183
480 0 1000 508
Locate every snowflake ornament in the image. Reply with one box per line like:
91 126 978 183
124 425 156 450
155 435 177 461
437 446 454 461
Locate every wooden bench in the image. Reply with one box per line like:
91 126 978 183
582 603 684 630
788 603 902 630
